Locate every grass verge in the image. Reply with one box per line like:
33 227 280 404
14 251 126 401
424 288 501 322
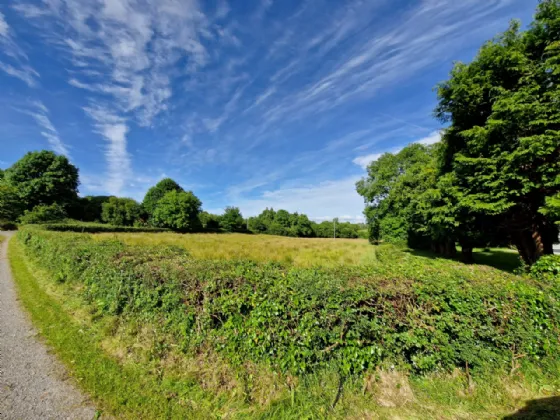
7 237 229 419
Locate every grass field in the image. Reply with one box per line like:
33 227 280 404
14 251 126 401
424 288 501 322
93 232 377 267
93 232 523 272
9 228 560 419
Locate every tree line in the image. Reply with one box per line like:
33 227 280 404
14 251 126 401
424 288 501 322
357 0 560 265
0 151 364 238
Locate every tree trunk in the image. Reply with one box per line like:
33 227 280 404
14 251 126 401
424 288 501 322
512 223 555 266
508 209 557 266
461 246 474 264
445 239 457 258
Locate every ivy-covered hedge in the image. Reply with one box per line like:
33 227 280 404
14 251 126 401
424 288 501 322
17 228 560 376
41 223 170 233
530 255 560 280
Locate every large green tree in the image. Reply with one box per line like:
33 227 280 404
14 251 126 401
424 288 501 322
3 151 79 210
151 190 202 232
356 144 437 245
220 206 244 232
101 197 142 226
0 184 24 222
435 1 560 264
143 178 184 217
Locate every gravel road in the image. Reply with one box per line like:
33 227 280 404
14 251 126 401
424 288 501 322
0 232 97 420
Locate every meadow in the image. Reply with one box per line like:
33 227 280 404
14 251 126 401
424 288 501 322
9 227 560 419
94 232 378 267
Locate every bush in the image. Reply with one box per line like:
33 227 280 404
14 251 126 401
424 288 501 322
220 207 244 232
143 178 183 217
17 227 560 377
19 203 67 224
151 190 202 232
42 222 169 233
0 184 24 221
0 220 18 230
101 197 142 226
530 255 560 280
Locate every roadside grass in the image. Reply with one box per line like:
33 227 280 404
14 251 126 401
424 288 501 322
8 237 244 419
93 232 378 267
8 231 560 418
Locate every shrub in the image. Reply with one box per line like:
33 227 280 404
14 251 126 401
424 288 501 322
151 190 202 232
143 178 183 217
42 222 169 233
220 207 244 232
530 255 560 280
19 203 67 224
0 184 24 221
101 197 142 226
17 227 560 378
199 211 221 229
0 220 18 230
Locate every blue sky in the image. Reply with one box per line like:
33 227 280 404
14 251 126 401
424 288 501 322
0 0 539 221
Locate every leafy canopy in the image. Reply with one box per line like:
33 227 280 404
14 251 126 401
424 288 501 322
101 197 142 226
20 203 67 224
151 190 202 232
143 178 184 216
435 1 560 263
3 151 79 210
220 206 244 232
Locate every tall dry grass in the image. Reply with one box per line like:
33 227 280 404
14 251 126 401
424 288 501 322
93 232 377 267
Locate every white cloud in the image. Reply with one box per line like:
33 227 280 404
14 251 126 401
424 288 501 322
232 176 365 222
84 106 132 195
0 11 8 37
215 0 231 20
0 62 37 87
352 130 442 169
25 101 70 156
416 130 442 145
243 0 516 142
352 153 382 169
0 11 39 86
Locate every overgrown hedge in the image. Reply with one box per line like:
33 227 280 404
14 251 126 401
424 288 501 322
17 228 560 377
41 223 170 233
0 220 17 230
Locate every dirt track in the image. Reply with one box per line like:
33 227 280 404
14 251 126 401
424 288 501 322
0 232 96 420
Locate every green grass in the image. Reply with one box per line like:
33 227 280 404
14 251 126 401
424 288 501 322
93 232 378 267
8 230 560 418
8 236 240 419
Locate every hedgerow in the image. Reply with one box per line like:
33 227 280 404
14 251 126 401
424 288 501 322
41 222 170 233
17 227 560 378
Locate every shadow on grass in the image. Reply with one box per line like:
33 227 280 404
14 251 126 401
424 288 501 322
406 248 522 273
503 396 560 419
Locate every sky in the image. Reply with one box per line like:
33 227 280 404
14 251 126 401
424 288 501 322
0 0 540 222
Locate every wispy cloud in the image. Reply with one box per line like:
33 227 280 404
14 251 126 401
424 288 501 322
84 105 131 195
5 0 529 210
17 101 70 156
352 131 442 169
0 10 38 86
352 154 382 169
15 0 218 193
416 130 442 146
0 11 8 37
0 62 38 87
